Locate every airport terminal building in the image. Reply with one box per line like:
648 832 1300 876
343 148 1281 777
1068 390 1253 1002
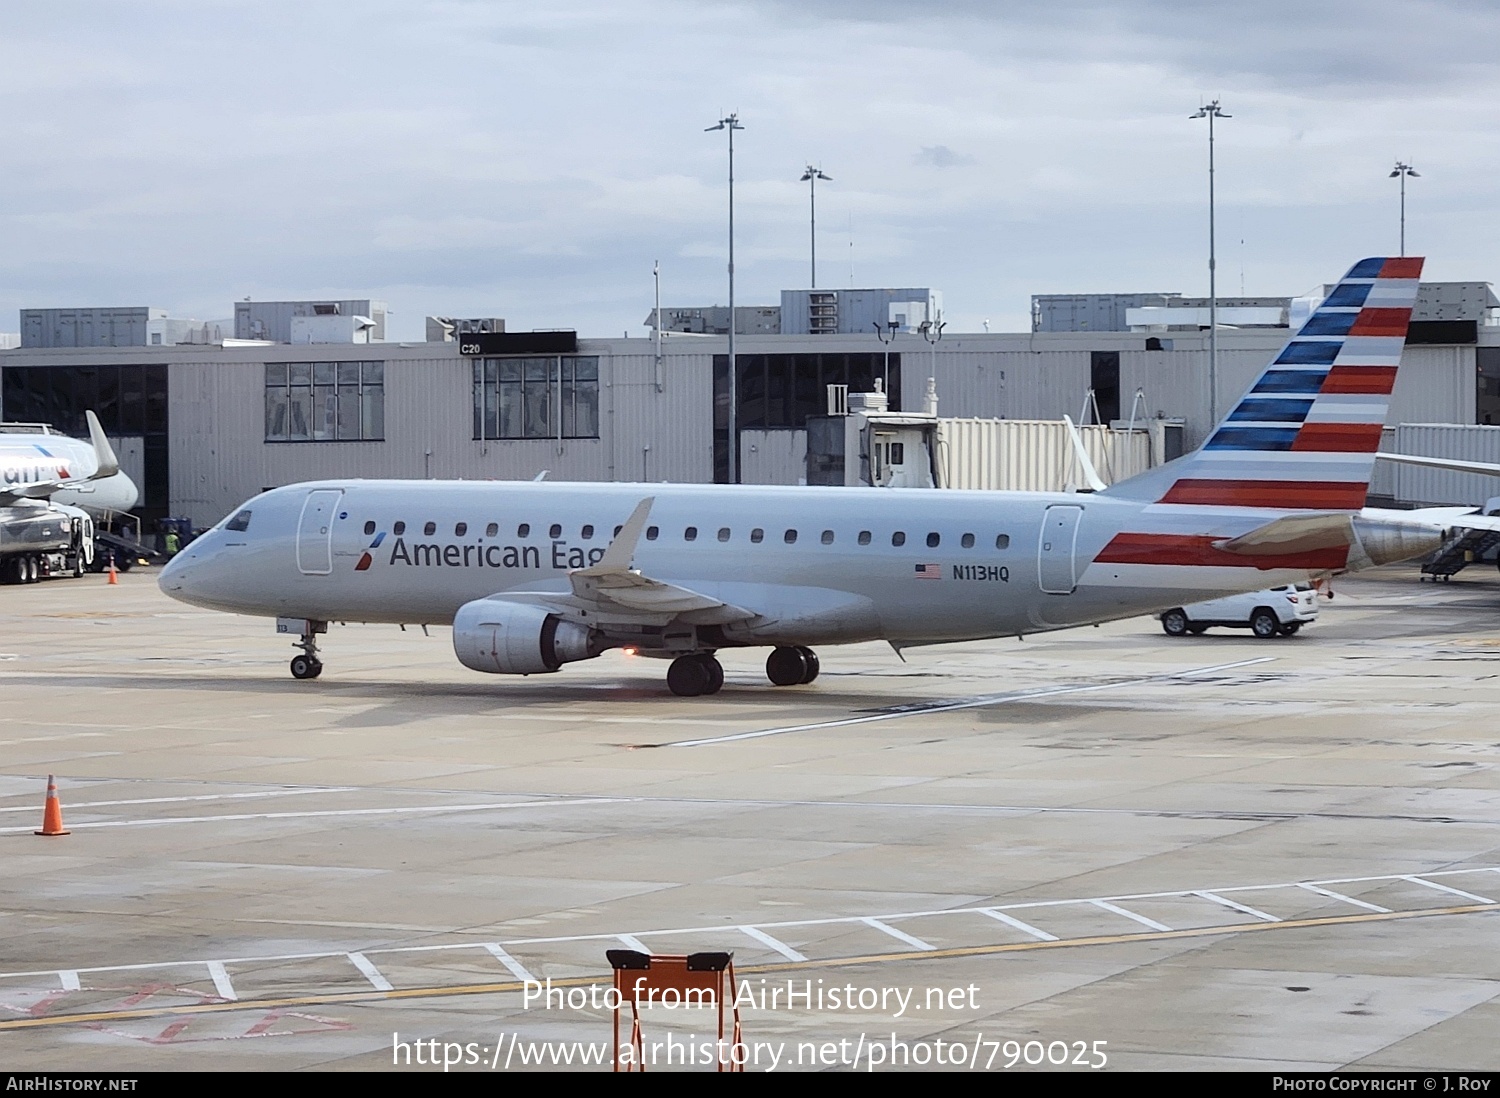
2 286 1499 530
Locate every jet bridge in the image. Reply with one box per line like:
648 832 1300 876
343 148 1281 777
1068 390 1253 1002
805 381 1180 492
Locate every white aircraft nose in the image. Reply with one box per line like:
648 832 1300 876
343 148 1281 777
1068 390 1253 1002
157 546 195 596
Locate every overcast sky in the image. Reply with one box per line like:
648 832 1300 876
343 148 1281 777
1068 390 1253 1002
2 1 1496 339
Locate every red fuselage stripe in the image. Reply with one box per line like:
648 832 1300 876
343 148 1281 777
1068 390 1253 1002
1095 532 1350 571
1158 479 1369 509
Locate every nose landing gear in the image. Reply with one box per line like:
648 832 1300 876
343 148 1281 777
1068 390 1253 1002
280 618 327 680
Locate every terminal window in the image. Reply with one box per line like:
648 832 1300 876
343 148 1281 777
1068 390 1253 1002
473 356 600 440
265 361 384 442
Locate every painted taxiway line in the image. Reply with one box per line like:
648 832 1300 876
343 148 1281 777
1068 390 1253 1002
664 657 1277 746
0 786 357 814
0 902 1491 1033
0 797 631 834
5 865 1490 985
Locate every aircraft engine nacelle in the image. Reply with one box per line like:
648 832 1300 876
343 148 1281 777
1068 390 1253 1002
1347 516 1445 571
451 598 597 675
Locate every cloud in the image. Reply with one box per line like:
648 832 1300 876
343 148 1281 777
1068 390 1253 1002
915 146 976 169
0 0 1495 337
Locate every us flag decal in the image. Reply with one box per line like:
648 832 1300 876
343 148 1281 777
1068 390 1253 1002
914 563 942 580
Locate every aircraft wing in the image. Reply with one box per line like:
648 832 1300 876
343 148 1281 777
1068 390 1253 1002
565 497 756 621
85 411 120 479
0 480 67 506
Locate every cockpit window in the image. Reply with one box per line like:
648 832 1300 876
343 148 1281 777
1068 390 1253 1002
226 510 252 532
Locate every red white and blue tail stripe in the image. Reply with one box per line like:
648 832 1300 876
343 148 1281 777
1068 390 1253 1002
1106 256 1421 512
1091 257 1422 578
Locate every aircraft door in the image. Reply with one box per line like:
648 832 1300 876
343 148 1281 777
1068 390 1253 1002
1038 505 1083 594
296 489 343 575
872 429 933 488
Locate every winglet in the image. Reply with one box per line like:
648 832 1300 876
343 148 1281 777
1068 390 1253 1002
85 411 119 480
577 498 654 575
1062 415 1107 493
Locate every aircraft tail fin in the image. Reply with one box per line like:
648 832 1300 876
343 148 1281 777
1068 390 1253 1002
1103 257 1424 510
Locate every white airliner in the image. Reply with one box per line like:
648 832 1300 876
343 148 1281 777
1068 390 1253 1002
0 412 138 517
162 257 1454 694
1 412 138 582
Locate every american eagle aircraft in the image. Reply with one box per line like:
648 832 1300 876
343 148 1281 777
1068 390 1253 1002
161 257 1448 695
1 411 136 517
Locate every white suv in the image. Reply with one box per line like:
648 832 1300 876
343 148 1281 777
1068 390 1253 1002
1160 584 1318 639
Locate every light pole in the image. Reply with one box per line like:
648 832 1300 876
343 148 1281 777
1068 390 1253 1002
873 320 899 398
919 317 945 392
706 113 744 484
800 165 831 288
1191 99 1230 425
1390 160 1419 256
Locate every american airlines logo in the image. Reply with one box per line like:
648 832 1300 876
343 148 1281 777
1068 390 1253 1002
357 533 608 573
2 460 71 485
354 531 385 571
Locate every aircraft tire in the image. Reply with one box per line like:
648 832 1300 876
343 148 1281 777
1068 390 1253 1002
797 647 820 684
667 654 711 697
1161 609 1189 637
701 655 724 695
1250 609 1279 639
290 655 322 680
766 646 808 687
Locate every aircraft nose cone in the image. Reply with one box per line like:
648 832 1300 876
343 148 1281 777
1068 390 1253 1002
157 547 197 596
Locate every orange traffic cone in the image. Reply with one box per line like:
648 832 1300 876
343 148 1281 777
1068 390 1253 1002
35 775 70 836
107 555 118 585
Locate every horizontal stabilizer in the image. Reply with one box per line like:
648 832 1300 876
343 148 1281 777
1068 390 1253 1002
1213 512 1355 556
1376 451 1500 477
1447 512 1500 534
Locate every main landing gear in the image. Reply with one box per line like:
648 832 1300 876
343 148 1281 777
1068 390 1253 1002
666 653 724 697
766 646 819 687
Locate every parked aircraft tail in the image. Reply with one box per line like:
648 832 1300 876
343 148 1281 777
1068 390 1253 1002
1104 256 1424 509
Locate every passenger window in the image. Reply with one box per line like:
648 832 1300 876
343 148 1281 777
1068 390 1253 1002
582 524 594 539
718 527 731 542
750 528 764 544
927 532 940 548
961 533 974 548
892 531 906 547
362 520 375 536
485 522 498 538
995 534 1010 550
518 523 530 537
227 511 252 532
784 529 798 544
858 530 871 545
646 526 659 540
393 521 406 535
423 521 437 536
455 522 468 536
549 523 561 538
684 526 698 541
821 530 834 545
